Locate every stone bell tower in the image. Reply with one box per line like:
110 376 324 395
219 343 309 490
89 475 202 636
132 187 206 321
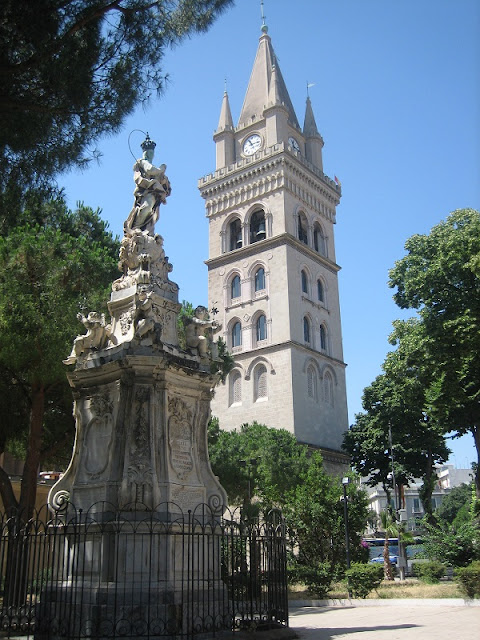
199 23 349 472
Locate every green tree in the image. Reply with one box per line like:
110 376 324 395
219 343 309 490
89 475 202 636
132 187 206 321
388 208 480 498
208 422 370 589
435 483 474 527
0 199 119 518
0 0 234 192
343 365 448 517
208 421 310 512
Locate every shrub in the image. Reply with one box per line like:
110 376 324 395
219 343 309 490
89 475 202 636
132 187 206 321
345 562 383 599
455 561 480 599
412 560 445 583
287 561 334 598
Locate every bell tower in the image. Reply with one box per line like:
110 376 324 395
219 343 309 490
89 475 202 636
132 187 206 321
199 23 349 472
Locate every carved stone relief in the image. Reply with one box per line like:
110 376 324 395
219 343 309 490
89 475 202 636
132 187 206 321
83 394 114 479
124 387 154 507
168 396 195 481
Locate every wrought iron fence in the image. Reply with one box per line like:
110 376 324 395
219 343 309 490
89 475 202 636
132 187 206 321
0 502 288 639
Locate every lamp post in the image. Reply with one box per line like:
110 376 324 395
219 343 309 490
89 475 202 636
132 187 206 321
387 436 407 582
341 477 351 570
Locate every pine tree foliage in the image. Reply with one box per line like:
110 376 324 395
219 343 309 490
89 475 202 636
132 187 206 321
0 0 234 189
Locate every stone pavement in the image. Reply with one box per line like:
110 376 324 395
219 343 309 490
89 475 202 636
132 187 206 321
288 600 480 640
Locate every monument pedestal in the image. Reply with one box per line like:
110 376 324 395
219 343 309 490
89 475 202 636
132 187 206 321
40 135 231 638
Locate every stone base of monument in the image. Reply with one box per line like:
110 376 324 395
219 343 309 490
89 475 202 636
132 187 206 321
35 582 231 640
34 517 231 639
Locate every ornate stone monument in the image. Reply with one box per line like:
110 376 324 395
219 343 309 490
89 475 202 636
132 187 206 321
40 135 228 639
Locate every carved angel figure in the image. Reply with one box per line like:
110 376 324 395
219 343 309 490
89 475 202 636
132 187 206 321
185 306 221 359
63 312 113 365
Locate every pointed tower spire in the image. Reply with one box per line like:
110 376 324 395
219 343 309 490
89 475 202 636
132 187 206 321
304 96 319 137
238 29 299 130
217 88 234 132
303 96 324 171
213 88 235 169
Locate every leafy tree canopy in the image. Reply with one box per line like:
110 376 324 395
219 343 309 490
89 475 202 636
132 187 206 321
0 0 234 190
208 421 370 585
343 361 449 516
388 208 480 496
434 482 475 528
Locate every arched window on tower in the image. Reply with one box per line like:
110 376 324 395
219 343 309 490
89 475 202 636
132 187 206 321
254 364 268 401
229 218 242 251
256 314 267 342
298 213 308 245
231 274 241 300
324 371 334 406
231 321 242 348
317 279 324 303
307 364 318 400
319 325 327 351
229 370 242 405
250 210 266 244
313 223 326 256
254 267 265 292
301 270 308 294
303 316 311 344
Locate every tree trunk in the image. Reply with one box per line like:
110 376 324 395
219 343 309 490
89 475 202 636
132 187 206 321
383 537 393 581
19 382 45 520
0 464 19 515
419 451 436 524
473 425 480 501
2 383 45 609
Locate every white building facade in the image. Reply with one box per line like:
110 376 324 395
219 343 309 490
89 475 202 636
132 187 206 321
364 465 474 533
199 25 349 472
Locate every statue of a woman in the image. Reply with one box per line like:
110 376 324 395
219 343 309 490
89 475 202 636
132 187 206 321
125 134 171 235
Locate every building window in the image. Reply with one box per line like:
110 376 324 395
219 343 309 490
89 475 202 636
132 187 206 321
301 270 308 294
298 213 308 244
317 280 324 302
324 371 334 405
250 210 266 243
313 223 326 256
229 371 242 405
229 218 242 251
413 498 421 513
254 364 267 401
231 274 241 300
307 364 317 400
256 314 267 342
232 321 242 348
254 267 265 292
303 316 311 343
320 325 327 351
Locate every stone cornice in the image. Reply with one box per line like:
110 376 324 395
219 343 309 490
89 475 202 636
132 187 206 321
229 338 347 370
299 443 350 464
205 232 340 274
199 142 341 220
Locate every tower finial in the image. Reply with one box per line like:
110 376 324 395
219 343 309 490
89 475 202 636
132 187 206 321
260 0 268 33
306 81 315 98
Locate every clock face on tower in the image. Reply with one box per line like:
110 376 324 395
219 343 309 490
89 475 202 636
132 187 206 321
288 136 300 153
243 134 262 156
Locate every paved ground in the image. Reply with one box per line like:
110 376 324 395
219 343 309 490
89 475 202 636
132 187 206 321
288 601 480 640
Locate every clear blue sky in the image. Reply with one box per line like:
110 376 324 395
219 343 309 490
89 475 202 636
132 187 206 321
60 0 480 469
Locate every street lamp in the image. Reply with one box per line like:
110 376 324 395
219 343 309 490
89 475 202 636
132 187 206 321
341 477 351 570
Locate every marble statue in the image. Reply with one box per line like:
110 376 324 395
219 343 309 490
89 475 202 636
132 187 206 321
185 306 221 359
125 133 171 235
63 312 113 365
